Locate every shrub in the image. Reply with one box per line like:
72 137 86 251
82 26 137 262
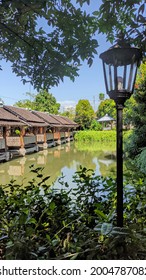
0 166 146 260
90 119 102 131
74 130 116 142
135 148 146 174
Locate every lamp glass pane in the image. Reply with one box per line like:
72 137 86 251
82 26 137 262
102 59 138 96
104 63 114 92
127 62 137 92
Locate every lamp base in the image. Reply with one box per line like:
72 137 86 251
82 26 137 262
108 90 131 106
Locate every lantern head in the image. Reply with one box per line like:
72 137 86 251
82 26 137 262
100 37 142 105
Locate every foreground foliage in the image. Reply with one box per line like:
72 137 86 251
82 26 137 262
96 0 145 52
0 0 98 89
0 166 146 260
1 1 145 89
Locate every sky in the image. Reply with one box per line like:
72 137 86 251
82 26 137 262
0 1 110 112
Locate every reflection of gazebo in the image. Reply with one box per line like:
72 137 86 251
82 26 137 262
97 114 115 130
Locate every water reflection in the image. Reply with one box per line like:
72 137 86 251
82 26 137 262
0 142 116 187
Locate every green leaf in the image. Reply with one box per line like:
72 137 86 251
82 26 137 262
28 218 37 224
49 201 56 211
94 209 108 220
70 253 79 260
101 223 113 235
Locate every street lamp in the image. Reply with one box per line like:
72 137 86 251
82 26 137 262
100 36 142 227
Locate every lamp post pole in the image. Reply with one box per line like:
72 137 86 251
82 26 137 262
116 103 124 227
99 36 142 227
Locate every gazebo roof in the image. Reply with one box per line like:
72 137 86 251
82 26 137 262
97 114 114 122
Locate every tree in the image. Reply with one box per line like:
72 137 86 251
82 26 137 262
14 90 60 114
75 99 94 129
99 93 105 101
95 0 146 52
90 119 102 131
34 90 60 113
123 96 137 128
97 97 138 129
0 1 145 91
14 92 36 110
97 99 116 119
0 1 98 90
125 61 146 159
61 108 75 120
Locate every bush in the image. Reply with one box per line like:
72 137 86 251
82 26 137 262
75 130 132 146
135 148 146 174
0 166 146 260
74 130 116 142
90 119 102 131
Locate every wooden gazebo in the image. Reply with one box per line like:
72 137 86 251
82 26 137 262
3 105 47 156
0 106 26 160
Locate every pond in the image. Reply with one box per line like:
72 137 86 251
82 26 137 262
0 141 116 188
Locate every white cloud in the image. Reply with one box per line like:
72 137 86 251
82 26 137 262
58 100 77 113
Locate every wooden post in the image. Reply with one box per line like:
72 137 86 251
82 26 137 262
33 127 39 151
3 126 8 151
20 127 25 148
44 127 47 143
43 127 48 149
33 127 38 145
68 128 70 142
52 127 55 146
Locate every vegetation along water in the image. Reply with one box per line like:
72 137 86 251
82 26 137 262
1 129 146 260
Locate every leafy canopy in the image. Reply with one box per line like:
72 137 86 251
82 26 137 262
14 90 60 114
0 0 145 90
75 99 94 129
95 0 146 52
97 99 116 119
0 0 98 90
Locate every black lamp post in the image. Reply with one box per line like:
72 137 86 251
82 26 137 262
100 36 141 227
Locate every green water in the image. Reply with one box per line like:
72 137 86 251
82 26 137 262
0 141 116 187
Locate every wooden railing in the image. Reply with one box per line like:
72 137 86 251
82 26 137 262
37 133 54 143
37 134 44 143
6 137 21 147
6 135 37 147
0 138 5 149
46 133 54 141
65 132 70 137
60 132 65 138
23 136 36 145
